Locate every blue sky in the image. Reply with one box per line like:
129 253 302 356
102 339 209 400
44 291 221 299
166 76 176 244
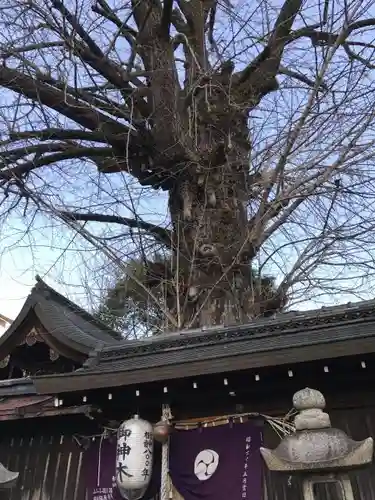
0 233 80 319
1 268 33 319
0 185 170 319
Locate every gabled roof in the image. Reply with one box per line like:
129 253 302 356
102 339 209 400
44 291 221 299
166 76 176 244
33 298 375 394
0 276 122 361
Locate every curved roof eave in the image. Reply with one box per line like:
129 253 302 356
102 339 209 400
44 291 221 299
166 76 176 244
0 295 37 357
0 278 122 360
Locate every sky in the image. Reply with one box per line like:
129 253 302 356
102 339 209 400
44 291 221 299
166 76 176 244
0 273 31 319
0 219 101 319
0 243 65 319
0 220 39 318
0 181 169 321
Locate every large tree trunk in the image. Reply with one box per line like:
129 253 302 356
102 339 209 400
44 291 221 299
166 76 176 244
122 0 295 330
166 105 278 328
169 172 251 327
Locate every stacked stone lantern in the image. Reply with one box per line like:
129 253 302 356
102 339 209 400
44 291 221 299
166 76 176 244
260 388 374 500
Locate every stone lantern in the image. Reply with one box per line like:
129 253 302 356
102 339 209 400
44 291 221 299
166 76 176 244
0 462 18 488
260 388 373 500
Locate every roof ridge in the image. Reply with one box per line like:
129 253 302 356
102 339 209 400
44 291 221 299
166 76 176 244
95 296 375 358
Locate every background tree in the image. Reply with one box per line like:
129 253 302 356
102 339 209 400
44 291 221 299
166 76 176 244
1 0 375 331
95 254 282 337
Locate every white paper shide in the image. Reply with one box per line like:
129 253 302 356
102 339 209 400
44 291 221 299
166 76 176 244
116 415 154 500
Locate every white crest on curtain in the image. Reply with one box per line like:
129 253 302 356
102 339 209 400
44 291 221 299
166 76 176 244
194 450 220 481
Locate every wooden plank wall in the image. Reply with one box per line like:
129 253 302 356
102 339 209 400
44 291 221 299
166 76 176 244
1 406 375 500
0 426 160 500
0 433 85 500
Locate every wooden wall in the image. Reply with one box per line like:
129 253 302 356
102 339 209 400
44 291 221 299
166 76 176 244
0 415 160 500
0 416 96 500
1 406 375 500
0 431 85 500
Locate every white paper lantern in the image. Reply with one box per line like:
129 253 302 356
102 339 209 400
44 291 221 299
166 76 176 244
116 415 154 500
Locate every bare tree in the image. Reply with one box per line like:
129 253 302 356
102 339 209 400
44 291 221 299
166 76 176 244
1 0 375 331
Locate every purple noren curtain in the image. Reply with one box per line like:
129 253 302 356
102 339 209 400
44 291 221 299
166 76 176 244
169 422 263 500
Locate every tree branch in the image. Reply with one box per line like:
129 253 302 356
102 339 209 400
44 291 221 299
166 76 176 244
57 211 172 247
176 0 211 69
1 41 65 57
160 0 174 40
287 18 375 49
236 7 375 104
0 146 114 180
131 0 184 157
8 128 109 143
32 71 144 123
0 66 130 140
51 0 105 58
343 43 375 69
92 0 137 47
1 142 72 161
234 0 303 103
278 65 328 90
50 0 149 117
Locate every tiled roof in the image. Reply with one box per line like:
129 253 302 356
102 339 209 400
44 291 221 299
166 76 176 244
0 277 122 357
85 297 375 360
0 377 36 396
0 394 93 421
0 378 94 421
33 277 122 344
32 297 375 394
0 395 51 412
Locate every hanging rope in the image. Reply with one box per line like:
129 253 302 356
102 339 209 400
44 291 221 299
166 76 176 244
172 410 296 436
160 404 172 500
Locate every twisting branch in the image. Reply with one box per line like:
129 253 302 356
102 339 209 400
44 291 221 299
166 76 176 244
50 0 149 117
281 18 375 47
7 129 109 143
343 43 375 69
51 0 105 58
1 41 65 57
92 0 137 38
130 0 183 157
235 3 375 104
57 211 173 247
236 0 303 94
0 67 130 138
0 67 159 182
1 143 73 161
278 66 329 90
0 146 114 180
15 185 179 329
